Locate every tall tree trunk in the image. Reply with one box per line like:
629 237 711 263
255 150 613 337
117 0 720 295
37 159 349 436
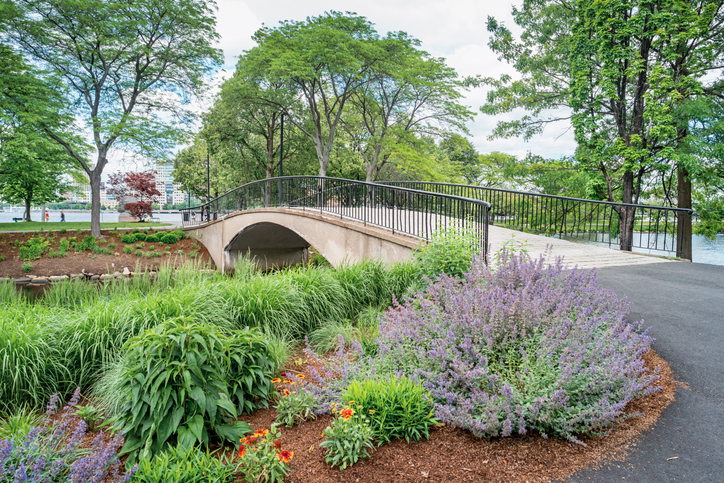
677 164 693 260
89 169 103 237
619 171 635 251
24 198 32 222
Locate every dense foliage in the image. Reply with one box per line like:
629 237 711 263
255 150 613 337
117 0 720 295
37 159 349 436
131 445 236 483
116 320 267 465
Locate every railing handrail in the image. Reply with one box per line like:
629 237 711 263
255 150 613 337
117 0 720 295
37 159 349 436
378 180 694 214
182 176 492 213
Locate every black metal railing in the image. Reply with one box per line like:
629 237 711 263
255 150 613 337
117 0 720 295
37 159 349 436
379 181 693 258
181 176 491 259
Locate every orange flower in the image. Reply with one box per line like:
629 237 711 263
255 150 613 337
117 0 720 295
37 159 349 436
340 408 354 420
321 432 326 438
348 400 355 405
283 379 293 385
238 445 246 458
254 429 269 437
283 389 291 396
243 435 258 446
274 440 283 450
296 374 305 379
369 409 376 414
271 378 282 384
277 450 294 463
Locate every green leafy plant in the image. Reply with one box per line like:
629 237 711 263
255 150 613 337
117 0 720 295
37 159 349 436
320 404 374 470
413 224 479 279
0 405 43 440
131 444 237 483
108 243 117 249
59 228 67 234
116 319 274 465
148 244 156 251
75 235 98 253
161 233 180 244
0 255 4 262
134 233 147 242
121 234 135 244
18 237 49 260
274 387 317 428
145 234 159 243
345 376 438 444
165 246 171 252
74 404 105 432
237 425 292 483
124 245 133 254
22 262 32 273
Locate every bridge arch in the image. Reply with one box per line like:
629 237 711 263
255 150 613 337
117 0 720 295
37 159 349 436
184 208 419 271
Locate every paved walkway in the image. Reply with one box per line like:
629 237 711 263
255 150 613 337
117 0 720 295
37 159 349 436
567 262 724 482
488 225 672 269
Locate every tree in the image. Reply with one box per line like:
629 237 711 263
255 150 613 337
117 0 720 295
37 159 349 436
107 170 161 221
0 45 82 220
1 0 222 236
482 0 724 254
440 135 481 184
246 11 388 177
343 38 474 182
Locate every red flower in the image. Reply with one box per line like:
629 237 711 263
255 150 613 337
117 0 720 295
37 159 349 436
283 389 291 396
254 429 269 437
238 445 246 457
340 408 354 420
274 440 283 450
296 374 305 379
277 450 294 463
271 378 282 384
280 372 287 377
244 436 258 446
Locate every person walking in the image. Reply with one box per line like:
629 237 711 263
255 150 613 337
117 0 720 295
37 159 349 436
60 211 65 222
45 211 49 222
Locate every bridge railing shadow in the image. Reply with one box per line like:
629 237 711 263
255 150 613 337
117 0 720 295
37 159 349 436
181 176 492 261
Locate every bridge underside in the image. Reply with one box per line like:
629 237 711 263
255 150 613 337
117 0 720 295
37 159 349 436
226 222 310 270
184 208 420 272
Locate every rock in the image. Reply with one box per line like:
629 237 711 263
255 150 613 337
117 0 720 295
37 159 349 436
14 278 31 284
29 278 48 285
123 267 131 276
113 271 122 278
100 274 114 281
70 273 83 279
91 275 100 281
49 275 69 282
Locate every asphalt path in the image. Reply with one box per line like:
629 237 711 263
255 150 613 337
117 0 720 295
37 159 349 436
570 262 724 482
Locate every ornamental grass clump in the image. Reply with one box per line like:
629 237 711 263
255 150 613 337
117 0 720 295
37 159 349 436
375 250 660 443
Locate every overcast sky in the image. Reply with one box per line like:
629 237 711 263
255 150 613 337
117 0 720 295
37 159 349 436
110 0 576 175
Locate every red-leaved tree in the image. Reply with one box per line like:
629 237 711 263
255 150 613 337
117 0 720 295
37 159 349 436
107 170 161 221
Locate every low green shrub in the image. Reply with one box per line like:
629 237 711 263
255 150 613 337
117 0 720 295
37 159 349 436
145 234 159 243
121 234 135 244
75 235 98 253
59 228 67 234
19 237 49 260
124 245 133 254
148 244 155 251
130 445 236 483
22 262 32 273
160 233 180 244
135 243 144 249
116 319 273 465
133 228 140 234
134 233 147 242
344 376 437 444
108 243 117 249
274 386 318 428
320 404 374 470
414 224 479 279
171 229 185 240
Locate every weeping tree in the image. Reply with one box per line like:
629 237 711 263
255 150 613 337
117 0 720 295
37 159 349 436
1 0 222 236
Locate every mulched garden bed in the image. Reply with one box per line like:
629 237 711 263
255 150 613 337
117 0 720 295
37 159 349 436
229 349 676 483
0 229 213 279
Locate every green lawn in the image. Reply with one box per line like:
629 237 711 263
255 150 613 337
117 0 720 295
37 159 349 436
0 221 172 232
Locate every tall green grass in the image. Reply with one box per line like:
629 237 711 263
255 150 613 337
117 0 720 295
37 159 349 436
0 258 420 412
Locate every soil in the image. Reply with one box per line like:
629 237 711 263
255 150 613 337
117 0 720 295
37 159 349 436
230 349 676 483
0 228 213 279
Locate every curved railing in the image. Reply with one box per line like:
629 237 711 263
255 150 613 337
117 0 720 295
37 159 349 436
378 181 694 258
181 176 492 260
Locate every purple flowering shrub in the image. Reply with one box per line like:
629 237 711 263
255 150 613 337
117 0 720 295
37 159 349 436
0 388 136 482
373 250 660 443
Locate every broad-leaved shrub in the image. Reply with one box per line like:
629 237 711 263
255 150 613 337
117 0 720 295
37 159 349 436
116 319 275 465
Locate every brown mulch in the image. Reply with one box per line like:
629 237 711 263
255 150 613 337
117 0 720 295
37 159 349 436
233 350 676 483
0 228 213 279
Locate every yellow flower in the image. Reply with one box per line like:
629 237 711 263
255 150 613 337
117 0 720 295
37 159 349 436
332 408 337 412
348 400 355 404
